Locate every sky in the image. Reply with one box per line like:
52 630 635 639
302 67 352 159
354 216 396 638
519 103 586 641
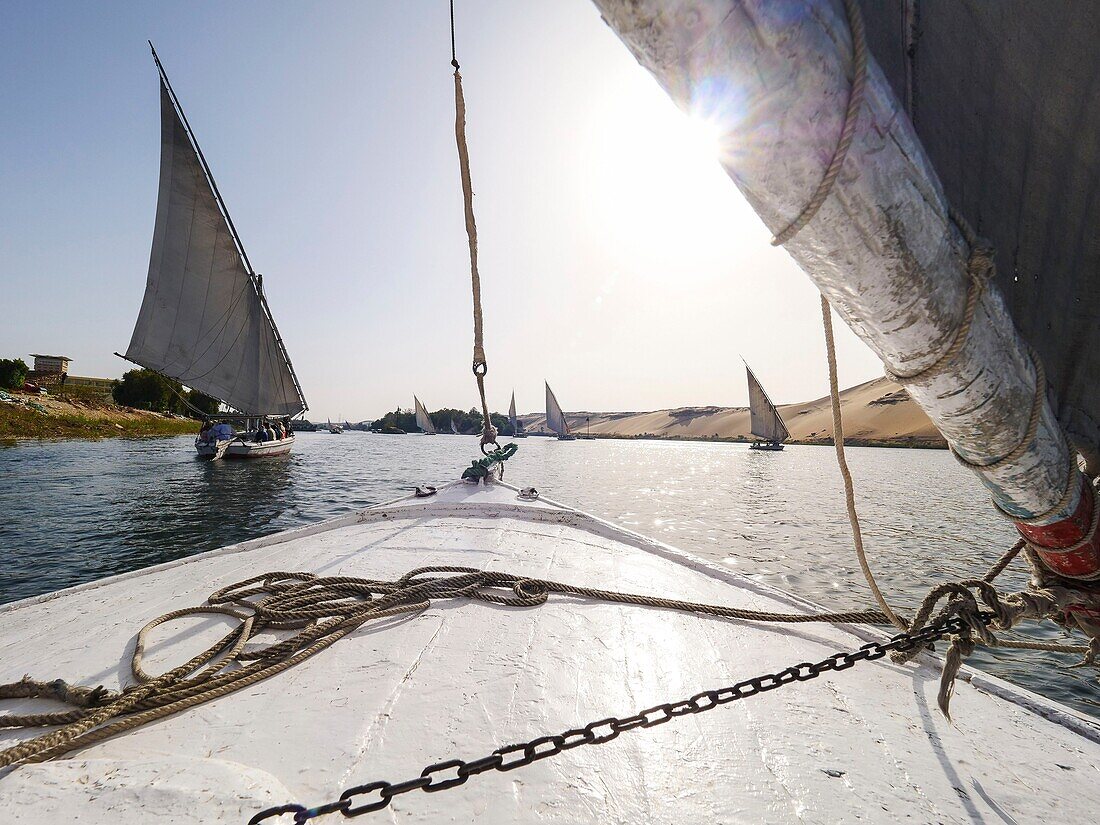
0 0 884 422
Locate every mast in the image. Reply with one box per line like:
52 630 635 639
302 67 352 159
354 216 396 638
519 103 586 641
594 1 1094 580
147 43 307 414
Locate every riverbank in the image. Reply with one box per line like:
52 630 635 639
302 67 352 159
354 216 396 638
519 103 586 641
519 377 947 448
0 392 198 441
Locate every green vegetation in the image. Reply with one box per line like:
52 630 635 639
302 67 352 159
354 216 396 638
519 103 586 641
0 403 196 440
0 358 28 390
372 407 514 435
111 368 219 417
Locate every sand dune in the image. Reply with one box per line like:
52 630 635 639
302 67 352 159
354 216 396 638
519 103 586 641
518 377 945 448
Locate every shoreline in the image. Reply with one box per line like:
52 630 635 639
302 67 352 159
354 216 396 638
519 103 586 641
573 432 947 449
518 377 946 448
1 392 198 442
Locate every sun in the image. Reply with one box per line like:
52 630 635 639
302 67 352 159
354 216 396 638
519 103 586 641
678 115 724 164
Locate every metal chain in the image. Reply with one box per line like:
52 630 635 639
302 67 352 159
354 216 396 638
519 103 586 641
247 614 973 823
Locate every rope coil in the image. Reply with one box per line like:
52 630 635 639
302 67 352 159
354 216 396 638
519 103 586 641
0 566 896 767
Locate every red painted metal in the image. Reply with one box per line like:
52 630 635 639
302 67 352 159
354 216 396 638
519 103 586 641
1015 474 1100 579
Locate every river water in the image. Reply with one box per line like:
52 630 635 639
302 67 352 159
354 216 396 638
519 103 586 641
1 433 1096 718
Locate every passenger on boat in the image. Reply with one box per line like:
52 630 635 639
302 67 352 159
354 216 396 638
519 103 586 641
198 422 213 442
210 422 235 441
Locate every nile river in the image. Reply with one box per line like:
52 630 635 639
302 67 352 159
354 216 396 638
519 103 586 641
1 433 1096 718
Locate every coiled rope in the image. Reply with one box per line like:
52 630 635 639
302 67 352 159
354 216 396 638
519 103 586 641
0 566 892 767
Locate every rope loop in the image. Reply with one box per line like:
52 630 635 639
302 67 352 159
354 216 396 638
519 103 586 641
770 0 867 246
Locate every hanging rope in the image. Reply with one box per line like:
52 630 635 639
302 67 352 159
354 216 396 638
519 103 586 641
821 296 908 631
450 0 497 453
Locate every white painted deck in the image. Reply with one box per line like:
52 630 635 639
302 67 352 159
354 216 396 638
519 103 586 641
1 481 1097 823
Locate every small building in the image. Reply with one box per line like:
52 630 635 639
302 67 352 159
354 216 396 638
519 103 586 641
29 354 72 375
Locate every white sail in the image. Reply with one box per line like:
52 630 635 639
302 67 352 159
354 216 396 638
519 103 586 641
451 419 459 435
414 397 435 434
124 81 304 417
545 383 570 436
508 392 519 433
746 364 789 443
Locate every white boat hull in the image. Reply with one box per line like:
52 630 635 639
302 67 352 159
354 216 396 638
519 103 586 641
1 482 1097 823
224 436 294 458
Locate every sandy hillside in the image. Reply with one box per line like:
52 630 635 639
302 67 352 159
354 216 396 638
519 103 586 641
518 377 945 448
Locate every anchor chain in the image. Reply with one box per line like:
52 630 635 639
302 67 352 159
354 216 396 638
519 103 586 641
248 614 973 823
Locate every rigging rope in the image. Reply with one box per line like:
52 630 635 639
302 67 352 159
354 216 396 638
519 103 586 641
450 0 496 452
793 0 1097 712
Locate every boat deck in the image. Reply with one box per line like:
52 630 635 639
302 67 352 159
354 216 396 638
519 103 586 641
1 481 1096 823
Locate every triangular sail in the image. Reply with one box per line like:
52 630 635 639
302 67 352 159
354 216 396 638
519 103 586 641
414 397 435 434
451 419 459 434
508 392 518 433
124 80 304 416
545 383 570 436
745 364 789 443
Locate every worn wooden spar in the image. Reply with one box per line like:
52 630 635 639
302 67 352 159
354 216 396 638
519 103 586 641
593 0 1099 580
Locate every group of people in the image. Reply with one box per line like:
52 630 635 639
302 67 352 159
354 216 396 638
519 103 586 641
198 419 293 444
253 418 293 443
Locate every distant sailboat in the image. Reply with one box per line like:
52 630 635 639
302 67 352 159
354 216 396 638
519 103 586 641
545 383 575 441
509 391 526 437
327 419 343 434
122 47 306 460
414 396 437 435
450 419 460 435
745 362 789 451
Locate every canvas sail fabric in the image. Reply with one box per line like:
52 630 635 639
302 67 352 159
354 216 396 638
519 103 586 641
414 397 435 434
746 366 789 443
125 84 304 417
508 393 519 432
545 383 569 436
861 3 1100 459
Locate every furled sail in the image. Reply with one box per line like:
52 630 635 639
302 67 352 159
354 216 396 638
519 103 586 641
508 392 519 433
414 396 435 434
860 4 1100 462
124 80 305 417
545 383 570 436
746 364 788 443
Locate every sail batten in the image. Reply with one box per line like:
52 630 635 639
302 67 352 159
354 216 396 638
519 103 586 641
124 76 304 417
746 364 788 443
545 383 570 436
414 397 436 434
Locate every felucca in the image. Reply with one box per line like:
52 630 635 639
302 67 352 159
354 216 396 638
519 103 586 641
120 46 306 460
508 391 526 437
545 382 575 440
6 5 1100 823
745 362 789 451
413 396 436 435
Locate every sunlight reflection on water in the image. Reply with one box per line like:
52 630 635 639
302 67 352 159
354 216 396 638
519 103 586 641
0 433 1095 717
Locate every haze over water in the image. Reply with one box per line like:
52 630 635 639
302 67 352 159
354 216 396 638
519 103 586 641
2 434 1094 718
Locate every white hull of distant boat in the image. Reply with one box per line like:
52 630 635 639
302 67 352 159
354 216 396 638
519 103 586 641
1 480 1098 823
225 436 295 458
195 435 294 459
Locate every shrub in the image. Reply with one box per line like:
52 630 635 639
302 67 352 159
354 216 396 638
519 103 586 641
112 369 183 412
0 358 29 390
